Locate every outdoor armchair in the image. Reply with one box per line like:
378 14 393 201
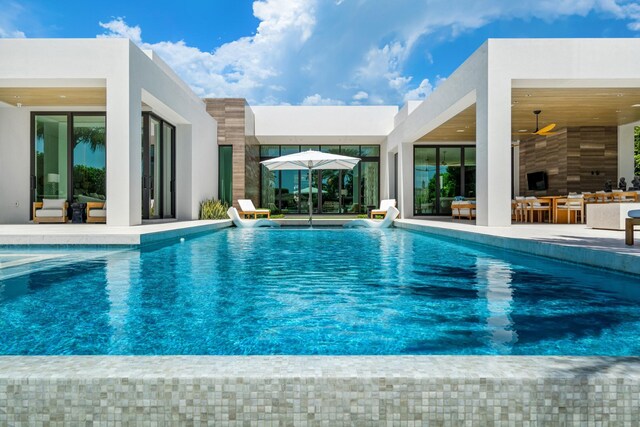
32 199 68 223
86 201 106 223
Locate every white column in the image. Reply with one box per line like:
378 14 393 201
618 122 638 183
475 77 512 226
175 124 193 220
398 142 414 219
512 143 520 197
106 77 142 226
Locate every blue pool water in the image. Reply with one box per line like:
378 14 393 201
0 228 638 356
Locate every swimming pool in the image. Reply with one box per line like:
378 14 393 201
0 227 638 356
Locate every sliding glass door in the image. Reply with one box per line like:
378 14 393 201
141 113 175 219
31 113 106 217
33 115 69 203
413 146 475 216
259 145 380 214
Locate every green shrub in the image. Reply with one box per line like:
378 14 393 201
199 198 229 220
356 214 368 219
270 214 285 219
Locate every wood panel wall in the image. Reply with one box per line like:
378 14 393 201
519 126 618 196
204 99 255 208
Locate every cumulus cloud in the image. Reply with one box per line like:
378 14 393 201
301 94 345 106
97 0 640 106
0 1 26 38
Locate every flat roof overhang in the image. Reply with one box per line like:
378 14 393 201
416 87 640 143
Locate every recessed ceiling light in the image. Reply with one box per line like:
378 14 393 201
632 104 640 107
518 129 528 132
616 93 624 97
456 129 465 133
59 95 66 98
616 110 622 113
13 96 20 99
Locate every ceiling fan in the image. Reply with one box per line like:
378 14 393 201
521 110 558 136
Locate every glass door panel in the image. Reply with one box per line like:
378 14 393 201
464 147 476 199
162 123 174 217
280 170 299 213
414 147 437 215
34 115 68 203
149 117 161 218
72 115 106 203
261 165 278 211
361 162 379 212
438 148 461 215
320 170 340 213
341 167 360 213
299 170 319 214
218 146 233 205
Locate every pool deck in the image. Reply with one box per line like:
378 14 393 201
0 220 232 246
395 218 640 276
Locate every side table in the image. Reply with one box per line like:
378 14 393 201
70 202 86 224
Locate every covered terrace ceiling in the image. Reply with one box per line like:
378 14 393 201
417 88 640 142
0 87 106 107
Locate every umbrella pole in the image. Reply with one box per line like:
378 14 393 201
308 167 313 226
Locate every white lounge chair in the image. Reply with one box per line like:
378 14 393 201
370 199 396 218
344 206 399 228
227 207 279 228
237 199 270 219
33 199 68 223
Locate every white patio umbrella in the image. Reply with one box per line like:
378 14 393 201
261 150 360 225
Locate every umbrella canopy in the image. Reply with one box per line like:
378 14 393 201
261 150 360 225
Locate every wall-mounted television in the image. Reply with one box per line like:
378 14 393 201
527 171 548 191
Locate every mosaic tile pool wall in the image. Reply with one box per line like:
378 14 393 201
1 356 639 426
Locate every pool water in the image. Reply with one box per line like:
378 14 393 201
0 228 638 355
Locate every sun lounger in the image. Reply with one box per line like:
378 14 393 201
344 206 399 228
370 199 396 218
227 207 279 228
237 199 270 219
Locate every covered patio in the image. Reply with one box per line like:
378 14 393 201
389 38 640 228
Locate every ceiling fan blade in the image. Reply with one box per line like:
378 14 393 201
538 131 558 136
535 123 556 134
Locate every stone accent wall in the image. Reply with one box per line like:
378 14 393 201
519 126 618 196
204 99 248 209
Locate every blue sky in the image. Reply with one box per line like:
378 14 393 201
2 0 640 106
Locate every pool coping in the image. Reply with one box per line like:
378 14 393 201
0 220 232 247
2 355 639 424
394 219 640 276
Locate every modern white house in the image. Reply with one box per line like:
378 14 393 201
1 38 639 227
0 38 217 226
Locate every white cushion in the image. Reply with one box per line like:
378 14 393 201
35 209 64 218
238 199 257 212
89 209 106 218
378 199 396 210
42 198 66 209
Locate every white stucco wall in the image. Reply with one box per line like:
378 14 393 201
0 39 217 226
252 106 397 141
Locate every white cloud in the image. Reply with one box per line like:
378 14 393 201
0 1 26 38
96 0 640 106
353 91 369 101
301 93 345 106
